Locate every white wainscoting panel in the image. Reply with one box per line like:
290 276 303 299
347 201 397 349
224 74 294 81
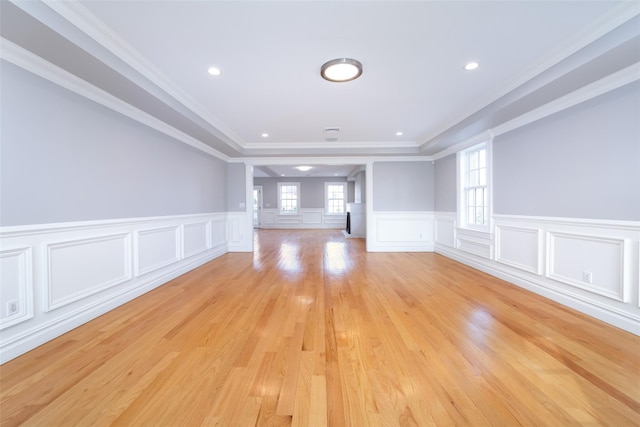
0 213 230 363
456 228 493 259
0 247 33 330
135 226 180 277
183 222 210 258
435 212 456 248
547 231 627 302
368 212 434 252
259 209 346 230
436 213 640 335
302 211 323 225
228 212 252 252
46 233 132 312
495 225 542 275
211 219 227 248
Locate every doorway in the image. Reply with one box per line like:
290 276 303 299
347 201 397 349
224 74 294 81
253 186 263 228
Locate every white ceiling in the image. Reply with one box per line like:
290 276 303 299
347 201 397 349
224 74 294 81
2 0 639 175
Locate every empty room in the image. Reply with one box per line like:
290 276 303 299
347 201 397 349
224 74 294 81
1 0 639 425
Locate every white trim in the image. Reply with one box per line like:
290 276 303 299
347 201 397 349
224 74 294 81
45 233 133 312
0 247 34 330
134 226 181 277
0 38 230 162
495 225 543 275
546 231 628 302
493 214 640 231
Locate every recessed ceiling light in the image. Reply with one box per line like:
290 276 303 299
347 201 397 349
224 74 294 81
321 58 363 82
207 67 221 76
296 166 312 172
464 62 479 71
261 133 269 138
396 131 403 136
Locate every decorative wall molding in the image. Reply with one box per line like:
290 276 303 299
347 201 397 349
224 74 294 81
45 233 133 312
436 212 640 335
183 221 211 259
227 212 252 252
260 208 346 230
0 212 229 363
435 212 456 248
134 226 181 277
495 225 542 275
0 247 34 330
456 228 493 259
368 211 434 252
547 231 627 302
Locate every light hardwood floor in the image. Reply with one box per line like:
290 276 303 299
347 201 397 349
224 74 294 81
1 229 639 426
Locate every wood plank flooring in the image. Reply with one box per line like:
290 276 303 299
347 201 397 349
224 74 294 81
1 229 639 426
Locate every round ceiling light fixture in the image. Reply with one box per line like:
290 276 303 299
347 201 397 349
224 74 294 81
321 58 363 82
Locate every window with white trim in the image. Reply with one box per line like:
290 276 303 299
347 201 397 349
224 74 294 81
278 182 300 214
458 141 491 229
325 182 347 215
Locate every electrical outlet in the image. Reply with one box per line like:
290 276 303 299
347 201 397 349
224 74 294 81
582 271 593 284
7 300 19 316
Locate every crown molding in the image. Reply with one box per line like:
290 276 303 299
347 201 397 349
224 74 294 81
1 38 230 162
432 61 640 161
420 2 640 151
242 140 420 151
39 0 246 152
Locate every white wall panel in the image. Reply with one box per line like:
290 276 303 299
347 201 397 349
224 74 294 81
211 219 227 248
368 212 434 252
435 212 456 248
495 225 542 274
547 231 627 302
0 247 33 329
302 211 323 225
46 233 132 311
456 228 493 259
183 222 210 258
135 226 180 277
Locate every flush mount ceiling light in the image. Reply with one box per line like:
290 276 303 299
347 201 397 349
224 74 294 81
321 58 363 82
207 66 221 76
295 166 312 172
464 62 479 71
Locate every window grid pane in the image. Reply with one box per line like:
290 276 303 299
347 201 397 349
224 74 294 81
465 147 488 226
327 184 345 214
279 184 299 214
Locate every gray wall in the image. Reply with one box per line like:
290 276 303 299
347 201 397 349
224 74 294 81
1 61 227 226
372 161 434 211
434 154 457 212
253 176 348 209
494 81 640 221
227 163 246 212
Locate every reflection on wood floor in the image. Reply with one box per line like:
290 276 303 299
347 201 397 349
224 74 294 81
1 229 639 426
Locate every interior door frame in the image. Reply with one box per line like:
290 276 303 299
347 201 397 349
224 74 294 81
253 185 263 228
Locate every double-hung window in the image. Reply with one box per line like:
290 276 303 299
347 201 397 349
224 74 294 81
325 182 347 215
278 182 300 214
458 142 491 229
